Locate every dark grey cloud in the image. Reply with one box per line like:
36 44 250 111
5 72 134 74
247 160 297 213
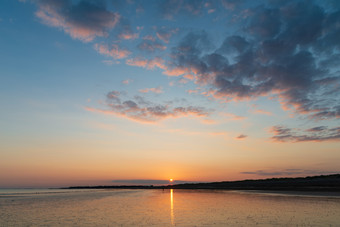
167 0 340 120
217 36 250 54
241 169 337 176
270 125 340 142
159 0 206 19
167 31 215 82
236 134 247 139
246 7 281 39
306 126 327 132
221 0 245 10
87 91 210 123
35 0 119 42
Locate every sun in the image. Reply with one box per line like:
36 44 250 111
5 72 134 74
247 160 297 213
169 179 174 182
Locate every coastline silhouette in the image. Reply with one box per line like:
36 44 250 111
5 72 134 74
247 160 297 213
63 174 340 192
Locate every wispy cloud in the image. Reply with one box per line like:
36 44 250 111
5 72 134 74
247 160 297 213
94 43 130 59
137 40 167 52
156 28 178 43
270 125 340 142
221 113 245 120
139 86 163 94
86 91 210 123
241 169 337 177
126 57 167 70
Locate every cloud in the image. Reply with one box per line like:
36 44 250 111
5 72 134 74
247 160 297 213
143 35 156 41
86 91 210 123
251 105 272 115
122 79 133 84
270 125 340 142
94 43 130 59
163 67 190 76
35 0 119 42
183 74 195 80
159 0 206 19
156 28 178 43
119 31 138 40
221 0 243 11
252 109 272 115
221 113 245 120
139 86 163 94
187 89 199 94
235 134 247 140
137 40 167 52
33 0 340 123
117 17 139 40
165 1 340 120
241 169 337 177
126 57 167 70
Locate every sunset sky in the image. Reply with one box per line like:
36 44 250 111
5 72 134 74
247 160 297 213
0 0 339 188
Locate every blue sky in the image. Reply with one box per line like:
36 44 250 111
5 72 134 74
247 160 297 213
0 0 339 187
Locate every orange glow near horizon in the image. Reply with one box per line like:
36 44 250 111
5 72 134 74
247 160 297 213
169 179 174 182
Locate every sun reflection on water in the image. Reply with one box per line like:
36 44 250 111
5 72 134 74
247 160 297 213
170 189 174 226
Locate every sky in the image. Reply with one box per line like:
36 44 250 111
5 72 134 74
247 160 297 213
0 0 339 188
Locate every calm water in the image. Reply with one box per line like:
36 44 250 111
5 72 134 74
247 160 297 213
1 189 340 226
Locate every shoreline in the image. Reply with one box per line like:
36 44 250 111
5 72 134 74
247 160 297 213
61 174 340 193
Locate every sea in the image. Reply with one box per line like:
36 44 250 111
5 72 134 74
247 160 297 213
1 188 340 226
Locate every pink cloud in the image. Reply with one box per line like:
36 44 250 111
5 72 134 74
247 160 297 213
94 43 130 59
163 67 189 76
187 89 198 94
253 109 273 116
122 79 133 85
221 113 246 120
183 74 195 80
126 57 167 70
202 119 217 124
118 32 139 40
251 105 272 116
139 86 163 94
156 28 178 43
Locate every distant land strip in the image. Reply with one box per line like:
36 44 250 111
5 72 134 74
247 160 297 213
63 174 340 192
